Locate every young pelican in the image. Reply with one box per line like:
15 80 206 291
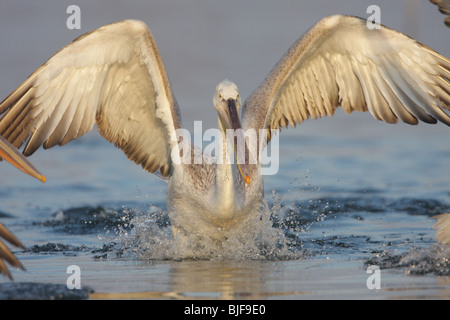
0 15 449 244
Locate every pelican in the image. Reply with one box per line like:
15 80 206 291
0 135 45 279
0 15 450 245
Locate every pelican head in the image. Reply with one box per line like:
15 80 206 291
213 80 241 129
213 80 251 184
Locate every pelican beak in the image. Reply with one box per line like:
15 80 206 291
227 98 251 185
0 136 46 183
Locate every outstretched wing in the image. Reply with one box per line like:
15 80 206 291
0 20 181 177
242 15 450 142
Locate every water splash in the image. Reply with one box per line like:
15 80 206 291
110 195 305 261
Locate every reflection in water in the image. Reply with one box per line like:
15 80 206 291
90 260 310 300
169 261 268 299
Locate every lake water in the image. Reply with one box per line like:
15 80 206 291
0 0 449 300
